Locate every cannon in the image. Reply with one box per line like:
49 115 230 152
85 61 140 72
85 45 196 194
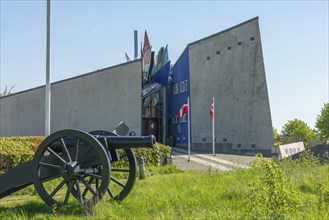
0 129 156 208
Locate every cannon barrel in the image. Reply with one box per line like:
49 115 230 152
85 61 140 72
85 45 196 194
95 135 156 149
47 134 156 153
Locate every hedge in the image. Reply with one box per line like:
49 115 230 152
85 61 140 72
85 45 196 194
0 136 171 173
0 136 44 172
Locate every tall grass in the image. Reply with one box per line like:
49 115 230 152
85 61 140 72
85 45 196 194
0 154 328 220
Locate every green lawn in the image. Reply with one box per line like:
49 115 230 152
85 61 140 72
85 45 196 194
0 154 328 220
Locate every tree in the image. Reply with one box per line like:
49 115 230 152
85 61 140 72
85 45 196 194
0 84 15 97
315 103 329 142
273 127 279 141
281 119 315 140
272 127 282 147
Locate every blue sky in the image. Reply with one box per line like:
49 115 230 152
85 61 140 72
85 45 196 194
0 0 328 132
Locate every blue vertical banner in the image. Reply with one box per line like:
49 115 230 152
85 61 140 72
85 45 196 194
151 61 171 86
169 48 190 145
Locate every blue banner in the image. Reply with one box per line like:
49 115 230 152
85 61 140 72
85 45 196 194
151 61 171 86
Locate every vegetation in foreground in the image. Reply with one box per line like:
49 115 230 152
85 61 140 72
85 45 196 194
0 136 171 173
0 153 328 220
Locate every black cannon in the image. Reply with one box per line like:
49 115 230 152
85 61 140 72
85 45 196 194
0 129 156 208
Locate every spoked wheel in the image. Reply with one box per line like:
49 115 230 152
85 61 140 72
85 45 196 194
90 130 137 202
33 129 110 208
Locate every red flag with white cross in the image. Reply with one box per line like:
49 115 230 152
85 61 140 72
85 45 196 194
210 97 214 118
176 98 189 118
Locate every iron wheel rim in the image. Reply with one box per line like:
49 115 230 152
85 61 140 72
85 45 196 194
33 129 110 208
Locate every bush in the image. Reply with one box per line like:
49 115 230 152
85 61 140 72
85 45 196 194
0 136 171 173
133 142 171 166
246 154 301 219
0 136 44 172
245 152 329 219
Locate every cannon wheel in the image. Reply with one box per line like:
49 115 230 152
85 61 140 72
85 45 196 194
89 130 137 202
33 129 110 208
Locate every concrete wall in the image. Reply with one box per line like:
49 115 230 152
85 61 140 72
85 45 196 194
0 60 142 137
188 17 273 153
0 88 45 136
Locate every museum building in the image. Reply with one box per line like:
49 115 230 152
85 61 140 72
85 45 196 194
0 17 273 155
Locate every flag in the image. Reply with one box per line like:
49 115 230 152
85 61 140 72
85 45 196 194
151 47 163 76
176 98 189 118
151 45 169 77
210 97 214 118
210 96 215 155
142 30 152 72
145 51 155 84
160 45 169 67
151 61 171 86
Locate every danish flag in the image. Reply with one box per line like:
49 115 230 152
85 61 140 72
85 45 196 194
176 98 189 118
210 97 214 118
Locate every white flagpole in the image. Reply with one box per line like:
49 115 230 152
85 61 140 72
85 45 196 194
45 0 51 136
212 97 215 156
187 96 191 161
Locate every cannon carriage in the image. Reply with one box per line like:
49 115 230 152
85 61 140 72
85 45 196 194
0 128 156 208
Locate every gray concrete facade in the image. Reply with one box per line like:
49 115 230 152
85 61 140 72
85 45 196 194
0 60 142 137
188 17 273 154
1 17 274 157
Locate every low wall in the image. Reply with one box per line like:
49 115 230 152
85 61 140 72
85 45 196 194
0 60 142 137
291 144 329 164
176 142 271 157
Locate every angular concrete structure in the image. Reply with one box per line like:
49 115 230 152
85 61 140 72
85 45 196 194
170 17 273 155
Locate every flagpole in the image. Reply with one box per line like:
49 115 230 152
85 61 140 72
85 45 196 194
212 97 215 156
45 0 51 136
188 96 191 161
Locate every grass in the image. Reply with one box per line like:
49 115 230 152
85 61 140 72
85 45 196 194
0 155 328 219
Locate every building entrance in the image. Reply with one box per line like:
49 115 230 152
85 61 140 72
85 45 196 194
142 83 163 142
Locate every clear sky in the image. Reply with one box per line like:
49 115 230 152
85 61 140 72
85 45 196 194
0 0 328 132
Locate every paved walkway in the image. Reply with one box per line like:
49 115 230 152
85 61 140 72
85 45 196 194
171 147 256 171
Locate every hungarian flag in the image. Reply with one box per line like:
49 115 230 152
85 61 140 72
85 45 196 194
210 97 214 118
176 98 189 118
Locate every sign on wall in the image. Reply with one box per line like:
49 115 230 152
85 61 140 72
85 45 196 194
279 142 305 158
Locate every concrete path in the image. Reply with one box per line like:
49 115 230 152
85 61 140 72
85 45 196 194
171 147 256 171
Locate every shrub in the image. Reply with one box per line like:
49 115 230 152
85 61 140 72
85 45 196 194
0 136 171 173
246 154 300 219
0 136 44 172
133 142 171 166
